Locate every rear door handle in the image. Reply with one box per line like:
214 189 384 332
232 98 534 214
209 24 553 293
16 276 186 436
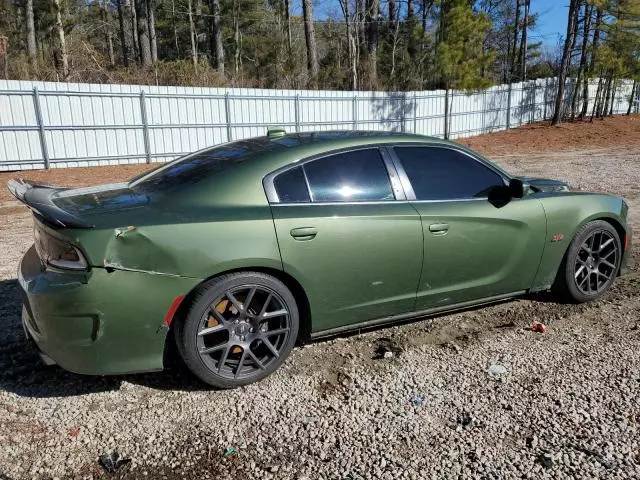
429 223 449 235
290 227 318 241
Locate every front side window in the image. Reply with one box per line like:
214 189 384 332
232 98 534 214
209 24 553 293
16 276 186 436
303 149 394 202
395 146 504 201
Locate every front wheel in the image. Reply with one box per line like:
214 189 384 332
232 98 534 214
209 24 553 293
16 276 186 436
554 220 622 303
176 272 299 388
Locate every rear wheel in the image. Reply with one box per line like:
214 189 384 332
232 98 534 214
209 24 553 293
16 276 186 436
177 272 299 388
555 220 622 303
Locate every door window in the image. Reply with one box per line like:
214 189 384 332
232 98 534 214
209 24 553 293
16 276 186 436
395 146 504 201
303 149 394 202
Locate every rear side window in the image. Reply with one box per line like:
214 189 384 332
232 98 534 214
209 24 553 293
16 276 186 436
303 149 394 202
273 167 310 203
395 146 504 200
130 139 279 194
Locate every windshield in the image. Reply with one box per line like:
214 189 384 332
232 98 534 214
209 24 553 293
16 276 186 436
130 138 280 193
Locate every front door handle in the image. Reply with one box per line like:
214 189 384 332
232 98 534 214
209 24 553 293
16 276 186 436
290 227 318 241
429 223 449 235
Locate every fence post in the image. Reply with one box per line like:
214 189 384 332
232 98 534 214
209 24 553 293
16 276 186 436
139 91 151 164
443 88 449 139
481 90 487 134
224 92 233 141
352 96 358 130
506 82 512 130
401 93 407 133
32 87 50 169
530 81 536 124
413 93 418 134
294 95 301 133
543 78 549 120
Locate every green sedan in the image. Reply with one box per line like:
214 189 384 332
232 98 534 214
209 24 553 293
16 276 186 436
9 130 632 388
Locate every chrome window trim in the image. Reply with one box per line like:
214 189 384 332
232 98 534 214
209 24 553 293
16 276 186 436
388 144 510 201
263 145 404 204
273 197 491 207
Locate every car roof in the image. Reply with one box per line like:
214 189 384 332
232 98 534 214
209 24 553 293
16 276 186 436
262 130 445 150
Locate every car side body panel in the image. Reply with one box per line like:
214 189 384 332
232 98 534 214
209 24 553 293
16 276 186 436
531 192 630 290
271 202 423 332
412 197 547 309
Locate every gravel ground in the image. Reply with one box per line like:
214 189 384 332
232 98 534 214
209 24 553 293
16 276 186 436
1 146 640 479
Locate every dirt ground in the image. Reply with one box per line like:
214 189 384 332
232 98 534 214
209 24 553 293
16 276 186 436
1 117 640 479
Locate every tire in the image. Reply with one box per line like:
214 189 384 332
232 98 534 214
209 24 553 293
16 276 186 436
176 272 299 388
554 220 622 303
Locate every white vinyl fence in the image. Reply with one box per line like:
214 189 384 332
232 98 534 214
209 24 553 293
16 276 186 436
0 77 636 171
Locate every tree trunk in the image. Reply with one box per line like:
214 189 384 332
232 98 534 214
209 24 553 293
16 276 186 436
233 0 241 76
356 0 365 57
284 0 292 52
517 0 529 81
100 0 116 67
136 0 152 66
389 0 396 27
364 0 379 89
148 0 158 62
350 34 358 90
195 0 202 64
551 0 579 125
210 0 224 73
582 7 602 117
25 0 38 72
171 0 180 57
302 0 319 86
599 75 611 118
510 0 520 82
572 2 591 119
608 80 616 116
340 0 357 90
590 75 603 122
628 80 638 115
421 0 429 38
116 0 129 67
53 0 69 78
187 0 198 69
130 1 139 62
407 0 414 19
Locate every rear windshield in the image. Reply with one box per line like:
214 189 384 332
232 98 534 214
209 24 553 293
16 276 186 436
130 139 279 193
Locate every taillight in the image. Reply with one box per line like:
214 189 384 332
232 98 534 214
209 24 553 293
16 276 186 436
34 225 88 271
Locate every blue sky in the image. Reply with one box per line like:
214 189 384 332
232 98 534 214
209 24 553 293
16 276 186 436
310 0 571 48
525 0 569 47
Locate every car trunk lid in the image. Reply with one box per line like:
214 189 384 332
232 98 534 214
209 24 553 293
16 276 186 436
8 179 150 229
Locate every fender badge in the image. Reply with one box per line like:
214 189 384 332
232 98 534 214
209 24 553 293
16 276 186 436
551 233 565 242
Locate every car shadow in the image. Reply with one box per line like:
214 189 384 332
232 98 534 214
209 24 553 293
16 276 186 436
0 277 567 398
0 279 211 398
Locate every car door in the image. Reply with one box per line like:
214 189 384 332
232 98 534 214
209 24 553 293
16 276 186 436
266 147 423 333
390 145 547 310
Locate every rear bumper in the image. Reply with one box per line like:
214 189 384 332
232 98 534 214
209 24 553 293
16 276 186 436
19 245 200 375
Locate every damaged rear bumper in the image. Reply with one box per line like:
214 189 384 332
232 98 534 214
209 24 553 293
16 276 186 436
18 245 200 376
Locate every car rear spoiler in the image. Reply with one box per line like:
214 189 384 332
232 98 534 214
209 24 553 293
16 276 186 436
7 179 94 229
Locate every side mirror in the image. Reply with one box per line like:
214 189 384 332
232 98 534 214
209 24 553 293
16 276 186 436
508 178 525 198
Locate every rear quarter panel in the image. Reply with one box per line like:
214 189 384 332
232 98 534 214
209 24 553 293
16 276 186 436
64 160 285 279
532 192 628 290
